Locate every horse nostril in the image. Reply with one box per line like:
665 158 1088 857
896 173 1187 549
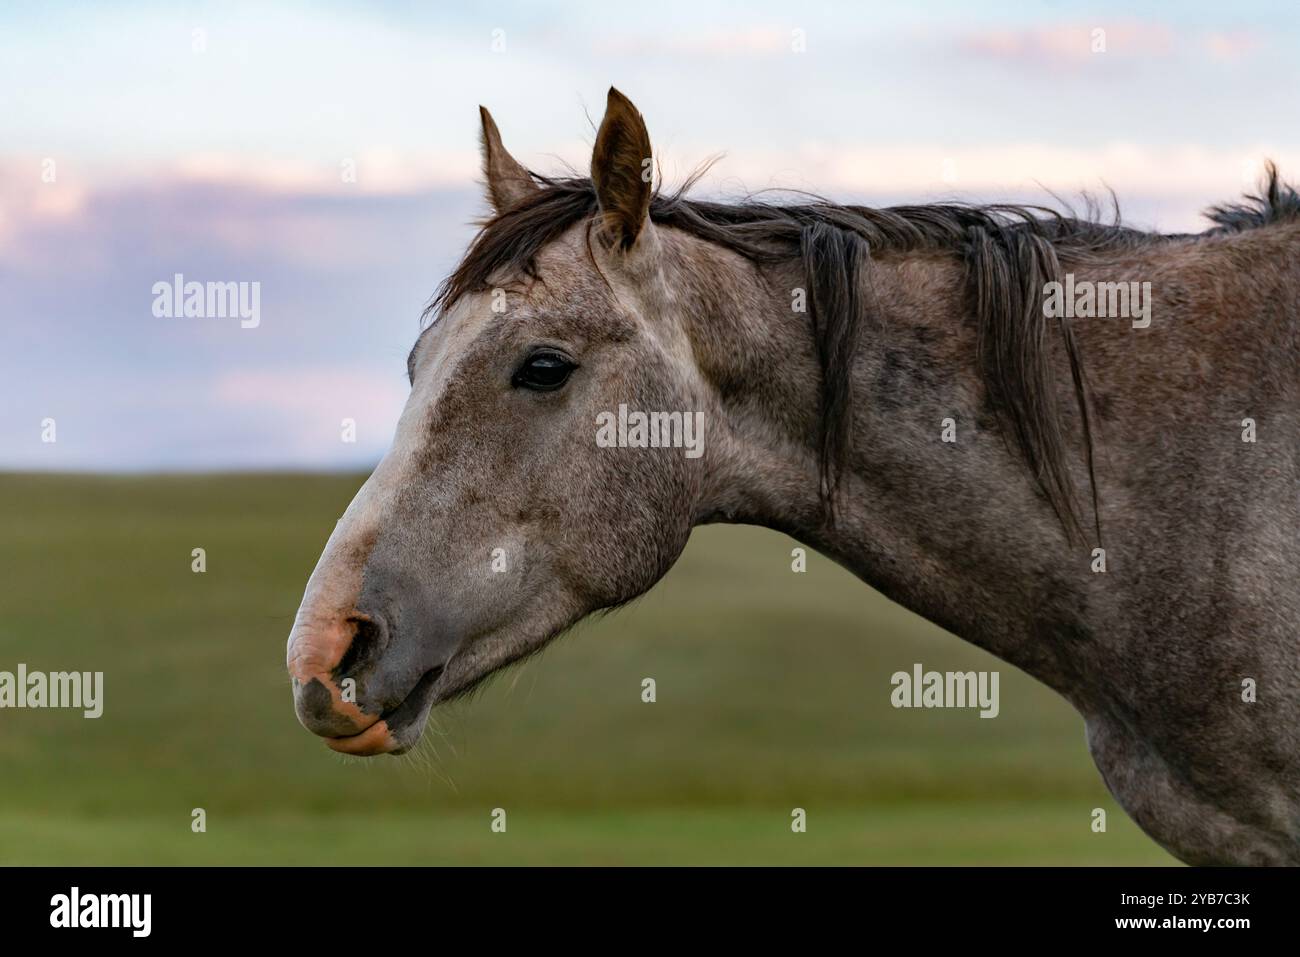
334 615 386 679
296 677 336 724
293 675 370 737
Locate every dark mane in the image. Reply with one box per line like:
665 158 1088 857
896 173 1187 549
430 165 1300 543
1205 161 1300 233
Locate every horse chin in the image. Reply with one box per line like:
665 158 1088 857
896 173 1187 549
428 616 577 706
331 614 582 757
429 640 535 704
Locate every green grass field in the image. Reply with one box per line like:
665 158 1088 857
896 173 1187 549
0 473 1173 864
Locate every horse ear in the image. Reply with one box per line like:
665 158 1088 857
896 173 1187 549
591 87 653 250
479 106 537 212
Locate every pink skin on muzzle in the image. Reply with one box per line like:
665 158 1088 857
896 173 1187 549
286 526 401 756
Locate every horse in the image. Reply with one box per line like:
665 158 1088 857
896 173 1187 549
287 88 1300 865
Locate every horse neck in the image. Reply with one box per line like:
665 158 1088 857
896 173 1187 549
678 239 1097 694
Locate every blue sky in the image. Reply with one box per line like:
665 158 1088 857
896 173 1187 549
3 0 1297 469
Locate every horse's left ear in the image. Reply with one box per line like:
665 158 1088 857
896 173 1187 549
591 87 653 250
479 106 537 212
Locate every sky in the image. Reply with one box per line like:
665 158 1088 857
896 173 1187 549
2 0 1297 469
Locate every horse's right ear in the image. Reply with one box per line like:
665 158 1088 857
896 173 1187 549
479 106 537 212
591 87 653 251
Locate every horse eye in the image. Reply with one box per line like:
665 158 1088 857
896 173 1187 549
512 351 575 392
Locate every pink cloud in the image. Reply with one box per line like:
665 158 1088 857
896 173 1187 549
215 367 407 418
1203 30 1262 61
212 368 408 459
596 27 796 58
957 21 1174 65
